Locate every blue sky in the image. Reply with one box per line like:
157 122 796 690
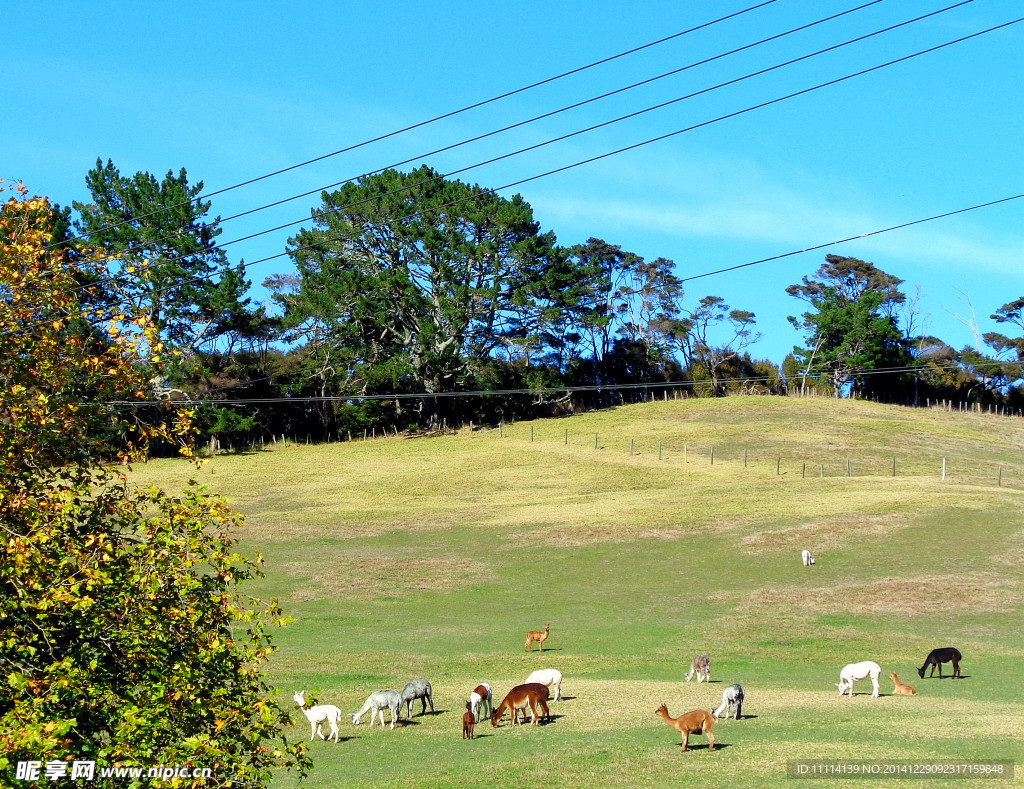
7 0 1023 365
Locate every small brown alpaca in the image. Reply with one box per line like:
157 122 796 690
525 623 550 652
462 701 476 739
891 672 917 696
655 704 715 752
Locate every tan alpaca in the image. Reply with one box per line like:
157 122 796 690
655 704 715 752
491 683 550 727
525 623 550 652
891 672 917 696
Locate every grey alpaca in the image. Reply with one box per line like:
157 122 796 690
400 678 434 719
712 683 745 720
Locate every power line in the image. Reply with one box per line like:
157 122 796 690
12 0 783 262
5 14 1021 339
103 360 1013 408
5 0 890 294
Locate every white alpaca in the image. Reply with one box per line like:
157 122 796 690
525 669 563 701
802 549 815 566
293 690 343 743
836 661 881 698
349 690 402 729
469 682 493 722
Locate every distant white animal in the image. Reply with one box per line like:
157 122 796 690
802 549 815 566
712 683 745 720
293 690 343 743
349 690 402 729
685 654 710 683
525 668 563 701
469 683 493 722
836 661 881 698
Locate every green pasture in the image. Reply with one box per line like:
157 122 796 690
133 397 1024 787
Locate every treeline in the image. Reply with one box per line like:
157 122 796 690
39 160 1024 446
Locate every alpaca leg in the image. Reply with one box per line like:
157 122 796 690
735 699 742 720
707 730 715 751
681 732 689 751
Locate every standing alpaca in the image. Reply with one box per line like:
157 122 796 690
293 690 343 743
685 654 711 683
469 683 493 722
802 549 815 566
836 661 881 698
400 678 434 719
891 672 917 696
525 669 563 701
349 690 402 729
655 704 715 752
490 683 550 727
917 647 962 679
712 684 745 719
525 624 551 652
462 702 476 739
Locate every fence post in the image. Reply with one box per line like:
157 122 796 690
565 429 568 445
531 425 534 442
595 433 599 450
499 422 503 438
744 449 748 468
710 447 714 465
942 458 946 481
630 439 635 457
659 441 663 460
892 455 896 477
847 459 852 477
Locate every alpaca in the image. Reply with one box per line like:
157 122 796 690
655 704 715 751
712 684 745 719
525 624 550 652
400 678 434 719
525 668 563 701
293 690 343 743
462 702 476 739
349 690 402 729
469 683 493 722
685 654 710 683
891 672 917 696
490 683 550 727
917 647 962 679
836 661 881 698
802 549 815 566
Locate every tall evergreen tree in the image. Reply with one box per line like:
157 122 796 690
73 159 251 356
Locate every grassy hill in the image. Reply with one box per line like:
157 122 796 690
133 397 1024 788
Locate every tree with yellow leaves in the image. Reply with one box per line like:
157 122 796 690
0 184 309 786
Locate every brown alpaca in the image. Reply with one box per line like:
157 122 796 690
462 702 476 739
655 704 715 752
525 623 550 652
891 672 917 696
490 683 550 727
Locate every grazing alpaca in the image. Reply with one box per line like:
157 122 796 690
685 654 710 683
917 647 962 679
525 668 563 702
802 549 815 566
462 702 476 739
400 678 434 719
469 683 493 722
293 690 343 743
349 690 402 729
490 683 550 727
525 624 551 652
655 704 715 752
891 672 917 696
712 684 745 719
836 661 882 698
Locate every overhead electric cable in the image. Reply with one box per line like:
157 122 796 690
5 14 1020 339
19 0 978 307
13 0 783 261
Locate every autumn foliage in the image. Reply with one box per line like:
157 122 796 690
0 185 309 785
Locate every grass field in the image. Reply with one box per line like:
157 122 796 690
132 397 1024 788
